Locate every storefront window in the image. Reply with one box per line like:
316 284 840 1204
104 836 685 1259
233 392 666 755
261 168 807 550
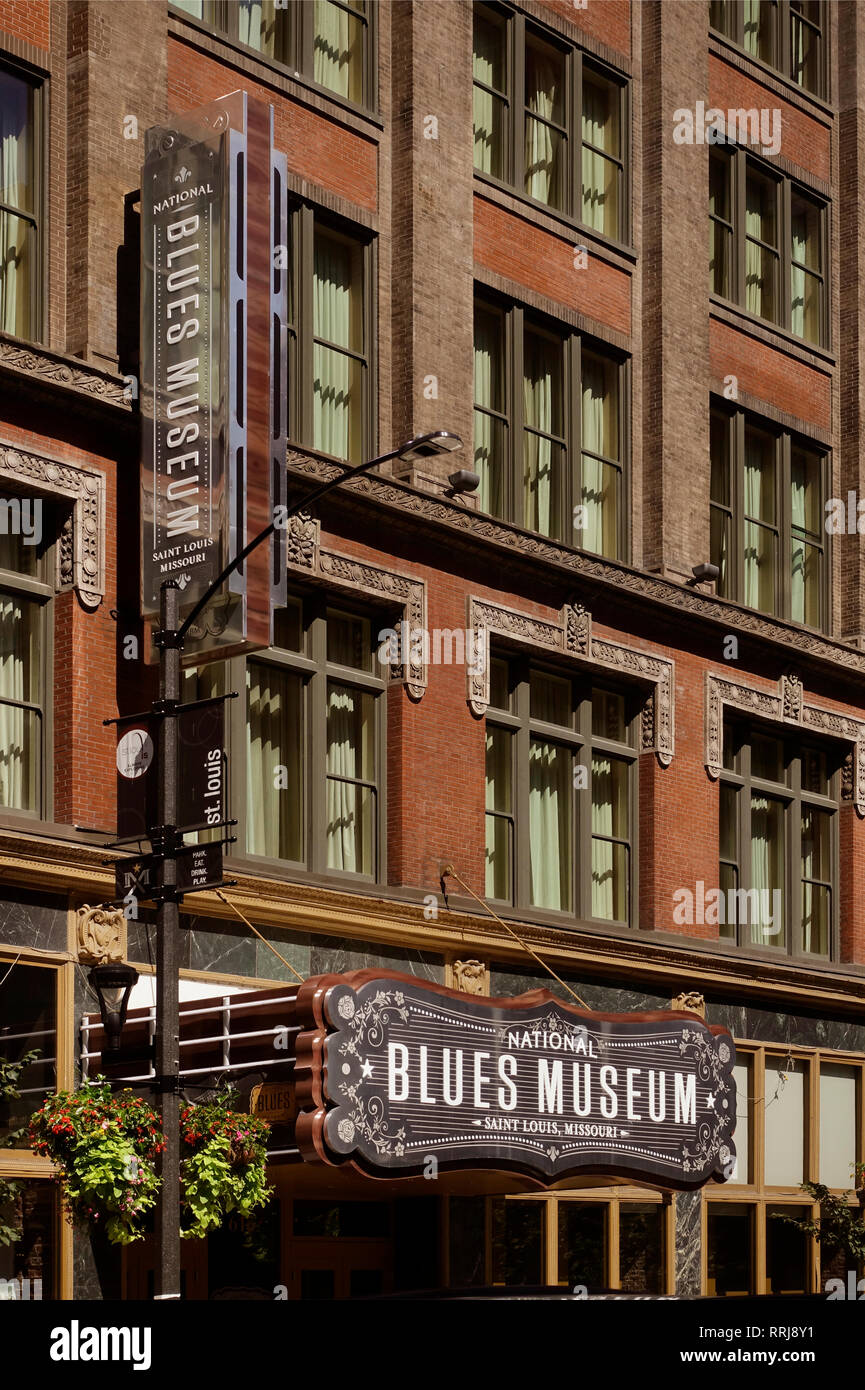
619 1203 665 1294
492 1198 544 1285
558 1201 606 1289
0 1179 56 1299
764 1058 804 1186
0 962 56 1145
767 1204 810 1294
707 1202 753 1295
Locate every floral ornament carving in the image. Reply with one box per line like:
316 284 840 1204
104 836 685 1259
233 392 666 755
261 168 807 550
672 991 705 1019
451 960 488 996
677 1027 735 1177
0 339 131 410
334 990 411 1159
285 516 427 699
467 596 675 765
0 442 105 609
76 905 126 965
706 672 865 815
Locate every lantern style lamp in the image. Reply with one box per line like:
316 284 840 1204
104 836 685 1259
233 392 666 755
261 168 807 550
89 962 139 1052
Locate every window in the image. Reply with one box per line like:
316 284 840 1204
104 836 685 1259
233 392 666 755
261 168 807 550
706 1044 863 1295
710 406 828 628
0 66 41 342
718 721 840 956
0 522 52 816
286 209 371 463
449 1192 669 1292
473 296 626 557
709 148 827 347
709 1 826 98
244 595 385 877
0 961 57 1144
171 1 372 107
473 4 627 239
485 659 636 923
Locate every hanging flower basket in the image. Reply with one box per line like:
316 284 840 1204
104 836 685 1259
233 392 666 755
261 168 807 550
179 1090 272 1239
29 1077 164 1246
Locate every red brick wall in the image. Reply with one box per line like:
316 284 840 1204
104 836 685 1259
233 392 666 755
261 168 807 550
167 39 378 213
474 195 631 336
709 55 831 182
0 419 119 829
0 0 50 50
541 0 631 60
710 319 831 430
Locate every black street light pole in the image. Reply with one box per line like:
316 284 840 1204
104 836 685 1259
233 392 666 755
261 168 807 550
150 432 464 1300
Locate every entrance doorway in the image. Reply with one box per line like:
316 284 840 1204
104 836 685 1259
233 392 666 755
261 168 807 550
283 1198 394 1300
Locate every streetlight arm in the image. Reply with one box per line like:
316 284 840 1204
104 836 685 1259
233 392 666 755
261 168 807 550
174 444 405 645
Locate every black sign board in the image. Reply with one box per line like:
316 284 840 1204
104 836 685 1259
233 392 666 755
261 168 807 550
141 133 225 612
116 702 224 840
176 842 223 893
295 972 737 1191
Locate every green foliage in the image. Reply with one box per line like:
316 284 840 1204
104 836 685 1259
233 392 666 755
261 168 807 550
0 1050 40 1248
179 1089 272 1240
29 1076 164 1245
770 1162 865 1266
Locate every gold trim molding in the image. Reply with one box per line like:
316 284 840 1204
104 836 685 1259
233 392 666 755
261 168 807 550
285 512 427 698
466 596 675 765
705 670 865 815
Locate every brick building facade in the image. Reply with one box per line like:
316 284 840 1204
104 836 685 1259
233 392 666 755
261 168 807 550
1 0 864 1300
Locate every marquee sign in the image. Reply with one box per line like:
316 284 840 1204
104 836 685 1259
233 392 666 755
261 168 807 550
294 971 737 1191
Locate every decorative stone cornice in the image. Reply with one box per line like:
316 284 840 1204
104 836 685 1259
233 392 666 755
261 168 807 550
466 595 675 765
285 512 427 698
286 450 865 682
0 335 132 412
0 441 106 609
706 670 865 815
449 959 489 996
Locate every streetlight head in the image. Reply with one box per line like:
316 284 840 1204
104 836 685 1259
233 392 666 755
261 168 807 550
445 469 480 498
397 430 463 463
90 962 139 1053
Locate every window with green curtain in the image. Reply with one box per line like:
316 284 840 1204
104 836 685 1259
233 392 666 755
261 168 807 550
246 660 304 861
485 725 513 900
745 169 779 323
743 0 777 64
473 305 507 518
524 34 566 209
326 610 375 874
581 350 620 558
743 425 777 614
790 1 823 96
313 226 364 463
0 67 37 341
709 1 734 37
314 0 365 104
790 192 822 345
171 0 204 15
710 409 732 596
582 72 621 238
529 671 572 910
790 445 823 627
0 529 45 814
709 149 732 298
473 9 507 179
522 329 563 537
237 0 290 62
719 728 838 955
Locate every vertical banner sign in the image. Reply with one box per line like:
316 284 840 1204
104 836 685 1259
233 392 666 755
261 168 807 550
141 91 288 666
115 703 224 841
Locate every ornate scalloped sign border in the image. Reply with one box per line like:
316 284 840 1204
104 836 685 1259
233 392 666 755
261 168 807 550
294 970 736 1191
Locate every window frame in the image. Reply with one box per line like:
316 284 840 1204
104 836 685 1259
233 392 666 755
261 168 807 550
718 719 840 959
709 145 829 349
472 1 630 244
0 59 45 345
228 591 388 883
474 291 629 559
169 0 377 112
289 203 375 464
0 509 55 823
484 654 638 926
709 1 827 101
710 401 830 630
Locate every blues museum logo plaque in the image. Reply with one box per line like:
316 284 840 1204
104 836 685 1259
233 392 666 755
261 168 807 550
295 971 737 1190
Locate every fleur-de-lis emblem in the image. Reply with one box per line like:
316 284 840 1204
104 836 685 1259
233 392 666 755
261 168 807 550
176 572 191 590
174 166 192 184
